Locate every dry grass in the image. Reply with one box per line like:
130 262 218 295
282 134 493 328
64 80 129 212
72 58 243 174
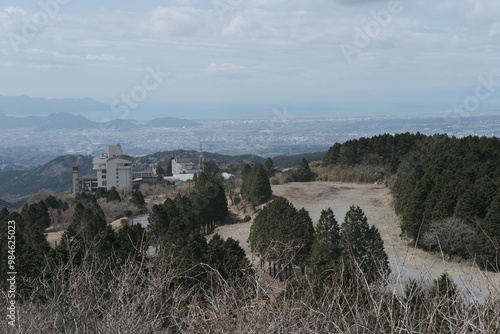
1 254 499 334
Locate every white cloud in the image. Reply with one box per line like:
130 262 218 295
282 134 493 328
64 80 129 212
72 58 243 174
4 7 27 16
14 48 124 67
140 7 207 37
466 0 500 21
206 63 244 74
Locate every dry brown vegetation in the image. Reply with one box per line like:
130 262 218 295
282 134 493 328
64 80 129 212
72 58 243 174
1 254 499 334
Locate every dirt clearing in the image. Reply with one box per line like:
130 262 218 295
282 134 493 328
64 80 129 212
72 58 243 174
215 181 500 301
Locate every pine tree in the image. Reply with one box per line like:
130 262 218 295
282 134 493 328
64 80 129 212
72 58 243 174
106 187 121 202
147 204 170 247
163 217 190 258
290 208 314 269
294 158 314 182
265 157 275 177
340 205 390 284
249 197 313 279
322 142 341 165
193 172 228 233
116 223 147 262
474 191 500 271
207 234 250 280
308 208 341 281
130 190 146 207
250 165 273 205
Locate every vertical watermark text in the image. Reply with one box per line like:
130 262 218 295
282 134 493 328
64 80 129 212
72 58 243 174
6 220 17 327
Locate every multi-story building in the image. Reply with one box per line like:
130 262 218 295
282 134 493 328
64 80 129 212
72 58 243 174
171 157 202 174
93 144 134 190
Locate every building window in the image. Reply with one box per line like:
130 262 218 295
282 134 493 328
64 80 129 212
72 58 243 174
102 175 107 179
102 169 107 174
102 181 107 186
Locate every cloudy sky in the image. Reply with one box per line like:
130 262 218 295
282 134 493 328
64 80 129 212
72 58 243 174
1 0 500 120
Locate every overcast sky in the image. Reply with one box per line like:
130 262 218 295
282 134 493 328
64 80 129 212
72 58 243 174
1 0 500 120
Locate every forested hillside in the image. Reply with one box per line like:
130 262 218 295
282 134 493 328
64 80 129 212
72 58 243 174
393 135 500 270
322 133 500 271
0 155 93 200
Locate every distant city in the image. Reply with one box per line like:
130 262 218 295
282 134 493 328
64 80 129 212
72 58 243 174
1 111 500 171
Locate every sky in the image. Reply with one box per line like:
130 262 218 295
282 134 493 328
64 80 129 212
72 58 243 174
1 0 500 120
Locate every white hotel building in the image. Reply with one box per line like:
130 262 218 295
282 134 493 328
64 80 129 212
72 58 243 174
92 144 134 190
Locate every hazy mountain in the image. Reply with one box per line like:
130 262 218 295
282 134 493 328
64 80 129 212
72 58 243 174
101 118 139 131
38 113 98 130
0 111 199 130
146 117 201 128
0 95 108 116
0 155 93 200
0 111 98 130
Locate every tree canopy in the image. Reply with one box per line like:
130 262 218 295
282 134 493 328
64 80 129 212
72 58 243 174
241 164 272 206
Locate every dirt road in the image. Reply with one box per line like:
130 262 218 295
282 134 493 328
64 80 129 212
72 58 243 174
214 181 500 301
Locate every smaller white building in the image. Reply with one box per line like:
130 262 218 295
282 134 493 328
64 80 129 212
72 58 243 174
93 144 134 190
172 157 202 174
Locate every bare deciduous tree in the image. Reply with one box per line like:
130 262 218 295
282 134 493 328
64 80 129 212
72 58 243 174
421 217 475 258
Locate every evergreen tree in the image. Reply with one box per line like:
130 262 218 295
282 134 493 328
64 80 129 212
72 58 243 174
294 158 314 182
21 201 51 229
95 187 108 200
250 165 273 205
340 206 390 284
163 217 190 258
322 142 341 165
1 211 50 295
474 191 500 271
63 198 110 266
130 190 146 207
193 172 228 233
241 164 272 206
207 234 250 280
115 223 147 262
265 157 275 177
106 187 121 202
0 207 9 221
249 197 313 279
308 208 341 281
174 233 208 283
147 204 170 247
289 208 314 269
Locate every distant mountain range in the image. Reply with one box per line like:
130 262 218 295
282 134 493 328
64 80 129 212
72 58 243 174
0 95 201 129
0 95 108 116
0 111 201 130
